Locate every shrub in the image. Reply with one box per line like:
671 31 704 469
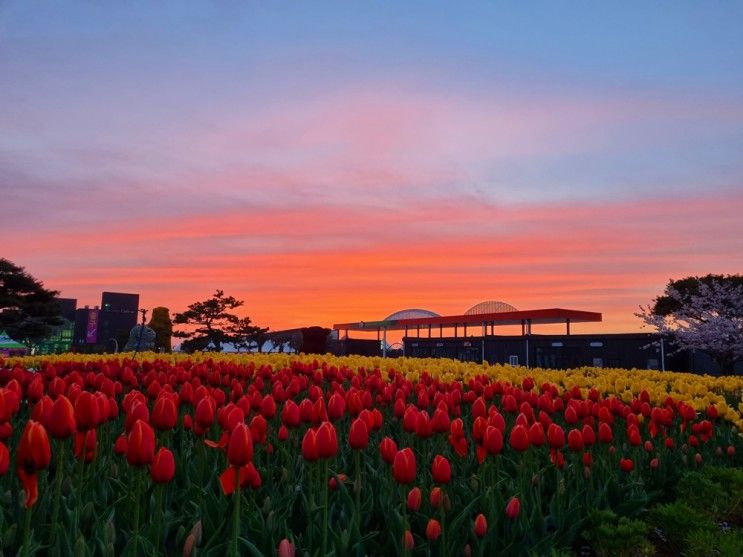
649 502 716 552
583 509 654 557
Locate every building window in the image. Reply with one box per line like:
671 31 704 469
590 341 603 347
509 355 519 366
551 342 563 348
592 358 603 367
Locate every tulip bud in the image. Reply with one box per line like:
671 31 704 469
277 538 296 557
431 455 451 484
227 423 253 467
348 418 369 450
474 513 487 537
407 487 422 511
426 518 442 541
505 497 520 520
150 447 176 483
430 486 442 508
126 420 155 466
619 458 634 473
301 428 319 462
48 396 76 439
403 530 414 551
392 448 416 484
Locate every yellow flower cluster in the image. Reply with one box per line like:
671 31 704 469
10 352 743 430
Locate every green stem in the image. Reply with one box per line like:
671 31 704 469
22 504 32 557
73 448 85 537
232 466 241 557
153 484 164 551
132 469 142 556
321 459 329 557
308 463 315 550
439 487 447 557
354 450 362 538
49 442 66 550
400 485 408 557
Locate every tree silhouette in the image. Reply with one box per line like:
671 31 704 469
0 258 63 348
173 290 243 352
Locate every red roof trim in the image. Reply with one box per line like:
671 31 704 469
333 308 602 331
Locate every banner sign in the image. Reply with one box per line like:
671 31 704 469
86 309 99 343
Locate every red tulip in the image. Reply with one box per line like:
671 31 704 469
0 441 9 476
16 420 51 507
379 436 397 464
281 400 300 428
302 428 319 462
483 426 503 455
227 423 253 467
150 447 176 483
650 457 659 470
430 486 442 508
567 429 584 452
728 445 736 457
392 448 416 484
0 388 20 422
48 396 76 439
327 393 346 420
220 462 262 495
528 423 545 446
316 422 338 458
426 519 442 541
403 530 414 551
151 396 178 431
195 397 215 430
509 424 529 452
259 394 276 419
431 454 451 484
277 539 296 557
474 513 487 537
126 419 155 466
114 434 128 455
547 423 565 449
598 422 613 444
581 424 596 446
74 391 100 431
73 429 97 463
124 400 150 433
407 487 422 511
349 418 369 450
619 458 634 473
505 496 521 520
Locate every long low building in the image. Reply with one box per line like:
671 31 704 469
331 302 740 375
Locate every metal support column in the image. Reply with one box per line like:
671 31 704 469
382 328 387 358
566 318 571 335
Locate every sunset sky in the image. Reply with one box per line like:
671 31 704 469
2 2 742 335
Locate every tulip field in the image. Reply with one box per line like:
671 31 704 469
1 353 742 556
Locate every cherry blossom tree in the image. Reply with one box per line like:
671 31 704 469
637 275 743 374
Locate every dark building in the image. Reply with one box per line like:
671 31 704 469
404 333 662 370
72 306 101 348
57 298 77 322
36 298 78 354
333 304 742 375
99 292 139 352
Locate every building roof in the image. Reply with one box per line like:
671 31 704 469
333 308 602 332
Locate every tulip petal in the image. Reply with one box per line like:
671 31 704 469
220 466 236 496
17 467 38 508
